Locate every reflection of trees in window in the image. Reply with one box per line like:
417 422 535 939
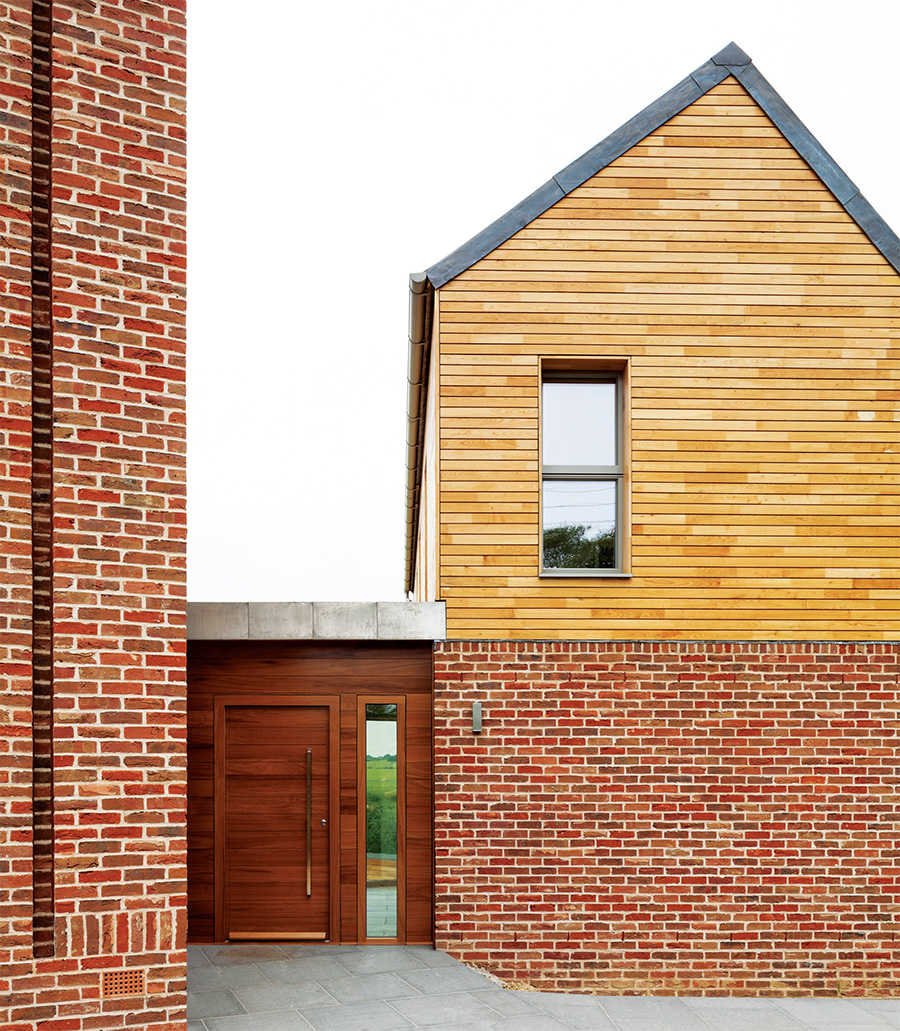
365 704 398 857
366 703 397 721
543 523 616 569
366 789 397 854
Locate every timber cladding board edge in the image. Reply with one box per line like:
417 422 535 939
430 78 900 641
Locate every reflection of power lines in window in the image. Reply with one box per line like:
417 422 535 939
548 511 610 519
546 524 613 531
545 502 615 509
546 486 613 493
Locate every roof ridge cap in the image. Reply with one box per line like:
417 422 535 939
711 41 751 66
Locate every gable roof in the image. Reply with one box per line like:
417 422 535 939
403 42 900 594
424 42 900 288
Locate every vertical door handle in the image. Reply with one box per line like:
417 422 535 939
306 748 312 897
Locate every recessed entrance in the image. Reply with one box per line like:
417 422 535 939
188 639 434 945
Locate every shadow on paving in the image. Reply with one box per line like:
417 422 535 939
187 943 900 1031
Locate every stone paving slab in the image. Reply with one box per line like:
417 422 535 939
187 944 900 1031
203 1013 314 1031
854 1001 900 1029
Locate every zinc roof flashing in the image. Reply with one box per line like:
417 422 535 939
422 42 900 288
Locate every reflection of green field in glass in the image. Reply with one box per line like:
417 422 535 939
366 758 397 791
366 758 397 857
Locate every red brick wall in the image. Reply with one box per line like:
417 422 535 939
434 640 900 995
1 2 187 1027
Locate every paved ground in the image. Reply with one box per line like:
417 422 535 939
187 944 900 1031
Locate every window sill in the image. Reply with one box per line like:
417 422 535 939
540 569 632 578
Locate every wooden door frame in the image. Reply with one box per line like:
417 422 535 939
214 694 341 943
357 695 407 944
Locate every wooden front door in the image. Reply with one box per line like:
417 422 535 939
217 698 338 941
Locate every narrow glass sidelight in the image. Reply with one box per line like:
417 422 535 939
365 704 398 938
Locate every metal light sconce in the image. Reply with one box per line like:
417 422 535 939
472 701 482 734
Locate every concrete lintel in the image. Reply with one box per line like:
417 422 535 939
187 601 447 641
186 602 249 640
248 602 314 639
312 601 378 640
377 601 446 640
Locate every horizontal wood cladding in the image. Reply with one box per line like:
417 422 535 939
432 78 900 640
188 641 433 944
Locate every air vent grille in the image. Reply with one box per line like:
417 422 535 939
101 969 146 998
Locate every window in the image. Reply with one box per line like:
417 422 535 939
541 372 625 574
363 703 398 938
358 697 405 941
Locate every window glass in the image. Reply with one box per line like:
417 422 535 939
365 704 397 938
542 380 616 467
542 481 617 569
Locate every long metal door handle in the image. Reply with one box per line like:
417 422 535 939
306 748 312 897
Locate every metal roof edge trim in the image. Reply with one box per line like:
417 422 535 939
425 59 730 289
733 62 857 205
731 62 900 274
711 41 751 66
427 179 565 289
423 41 900 286
845 194 900 271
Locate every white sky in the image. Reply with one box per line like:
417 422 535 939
366 720 398 761
187 0 900 602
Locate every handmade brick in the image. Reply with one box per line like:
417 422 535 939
434 640 900 996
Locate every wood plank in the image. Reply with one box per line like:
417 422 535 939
441 323 898 338
443 302 899 318
440 313 899 329
445 585 894 599
441 344 897 358
445 594 895 611
560 198 845 212
444 285 900 298
441 271 897 286
633 388 897 400
519 221 865 235
595 160 835 173
437 574 898 589
469 254 893 268
445 616 899 631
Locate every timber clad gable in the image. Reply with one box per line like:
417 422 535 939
410 61 900 641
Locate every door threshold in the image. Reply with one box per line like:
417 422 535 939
228 932 328 941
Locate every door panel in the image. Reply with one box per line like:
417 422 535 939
224 705 330 940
